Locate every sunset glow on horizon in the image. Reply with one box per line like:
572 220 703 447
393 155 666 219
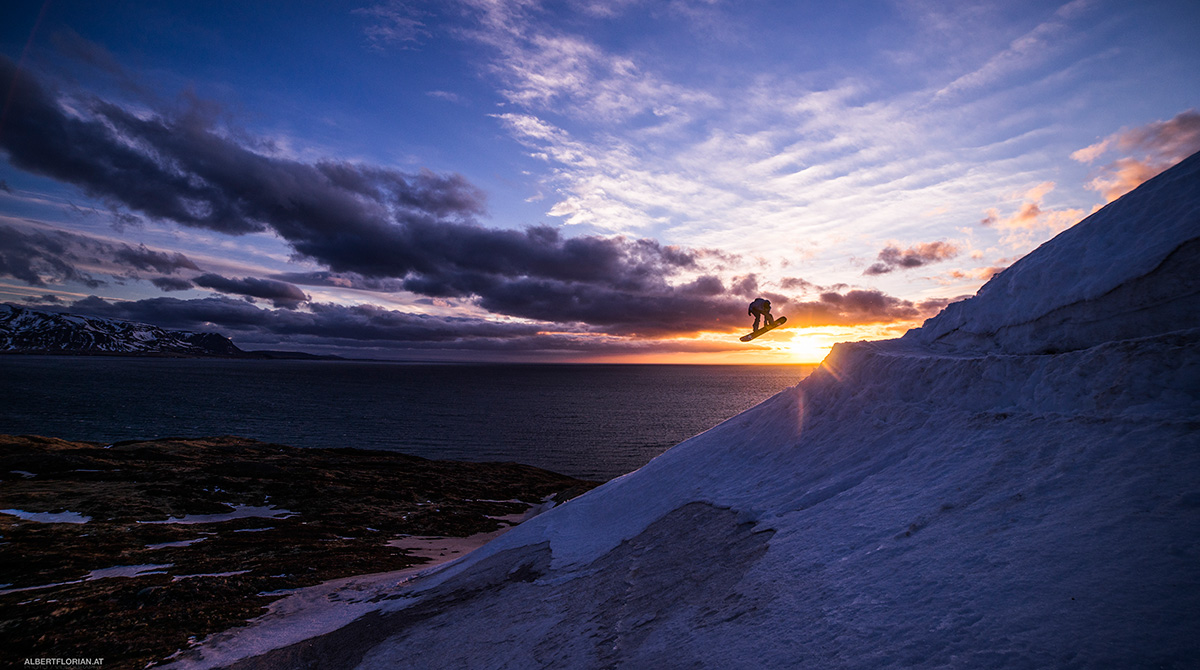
1 1 1198 363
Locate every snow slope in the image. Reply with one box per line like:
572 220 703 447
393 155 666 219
167 153 1200 670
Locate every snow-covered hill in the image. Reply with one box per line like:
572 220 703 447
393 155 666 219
0 303 243 356
168 153 1200 670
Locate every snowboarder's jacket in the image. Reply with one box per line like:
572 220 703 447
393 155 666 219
748 298 771 317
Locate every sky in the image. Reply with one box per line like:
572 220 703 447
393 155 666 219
1 0 1198 363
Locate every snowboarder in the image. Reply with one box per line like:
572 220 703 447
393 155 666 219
748 298 775 332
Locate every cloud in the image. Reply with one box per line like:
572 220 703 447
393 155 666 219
453 0 1105 306
270 271 410 293
193 273 310 309
150 276 194 292
934 0 1093 101
1072 109 1200 201
779 277 818 292
0 57 752 333
0 225 101 287
0 224 196 288
979 181 1083 247
113 245 199 274
353 1 431 49
55 295 551 348
864 241 960 275
426 90 464 103
782 289 943 328
461 0 714 125
0 217 207 295
48 29 151 98
0 51 967 344
939 265 1008 284
0 55 486 240
41 287 938 358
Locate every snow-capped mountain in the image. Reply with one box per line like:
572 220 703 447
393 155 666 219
169 153 1200 670
0 303 244 356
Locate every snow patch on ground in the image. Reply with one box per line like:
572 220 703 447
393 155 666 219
87 564 173 580
0 564 174 595
138 505 297 525
172 570 251 582
145 538 209 550
1 509 92 524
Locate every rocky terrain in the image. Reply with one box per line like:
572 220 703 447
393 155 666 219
0 435 597 669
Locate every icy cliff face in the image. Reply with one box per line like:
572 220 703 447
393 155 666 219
0 303 243 356
168 153 1200 670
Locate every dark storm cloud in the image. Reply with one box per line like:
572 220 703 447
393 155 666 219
26 294 63 304
782 289 942 327
727 274 759 296
0 54 485 240
864 241 960 275
52 287 945 358
62 295 545 344
192 273 309 309
463 274 745 336
151 276 194 292
0 223 198 287
0 56 731 334
0 225 75 286
2 57 942 341
51 294 760 358
780 277 817 291
0 225 103 287
113 244 199 274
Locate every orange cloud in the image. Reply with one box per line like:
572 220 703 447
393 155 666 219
980 181 1083 247
944 266 1008 282
1073 109 1200 202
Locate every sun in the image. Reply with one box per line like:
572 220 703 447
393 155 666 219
771 332 835 365
767 323 920 364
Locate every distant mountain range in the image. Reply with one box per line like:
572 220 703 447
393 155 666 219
0 303 334 359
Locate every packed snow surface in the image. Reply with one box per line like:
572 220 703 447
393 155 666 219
167 153 1200 669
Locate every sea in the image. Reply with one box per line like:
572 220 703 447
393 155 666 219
0 357 814 481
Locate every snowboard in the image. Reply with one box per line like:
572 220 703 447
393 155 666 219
740 316 787 342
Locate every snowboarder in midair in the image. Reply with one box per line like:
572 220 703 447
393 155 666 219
748 298 775 332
